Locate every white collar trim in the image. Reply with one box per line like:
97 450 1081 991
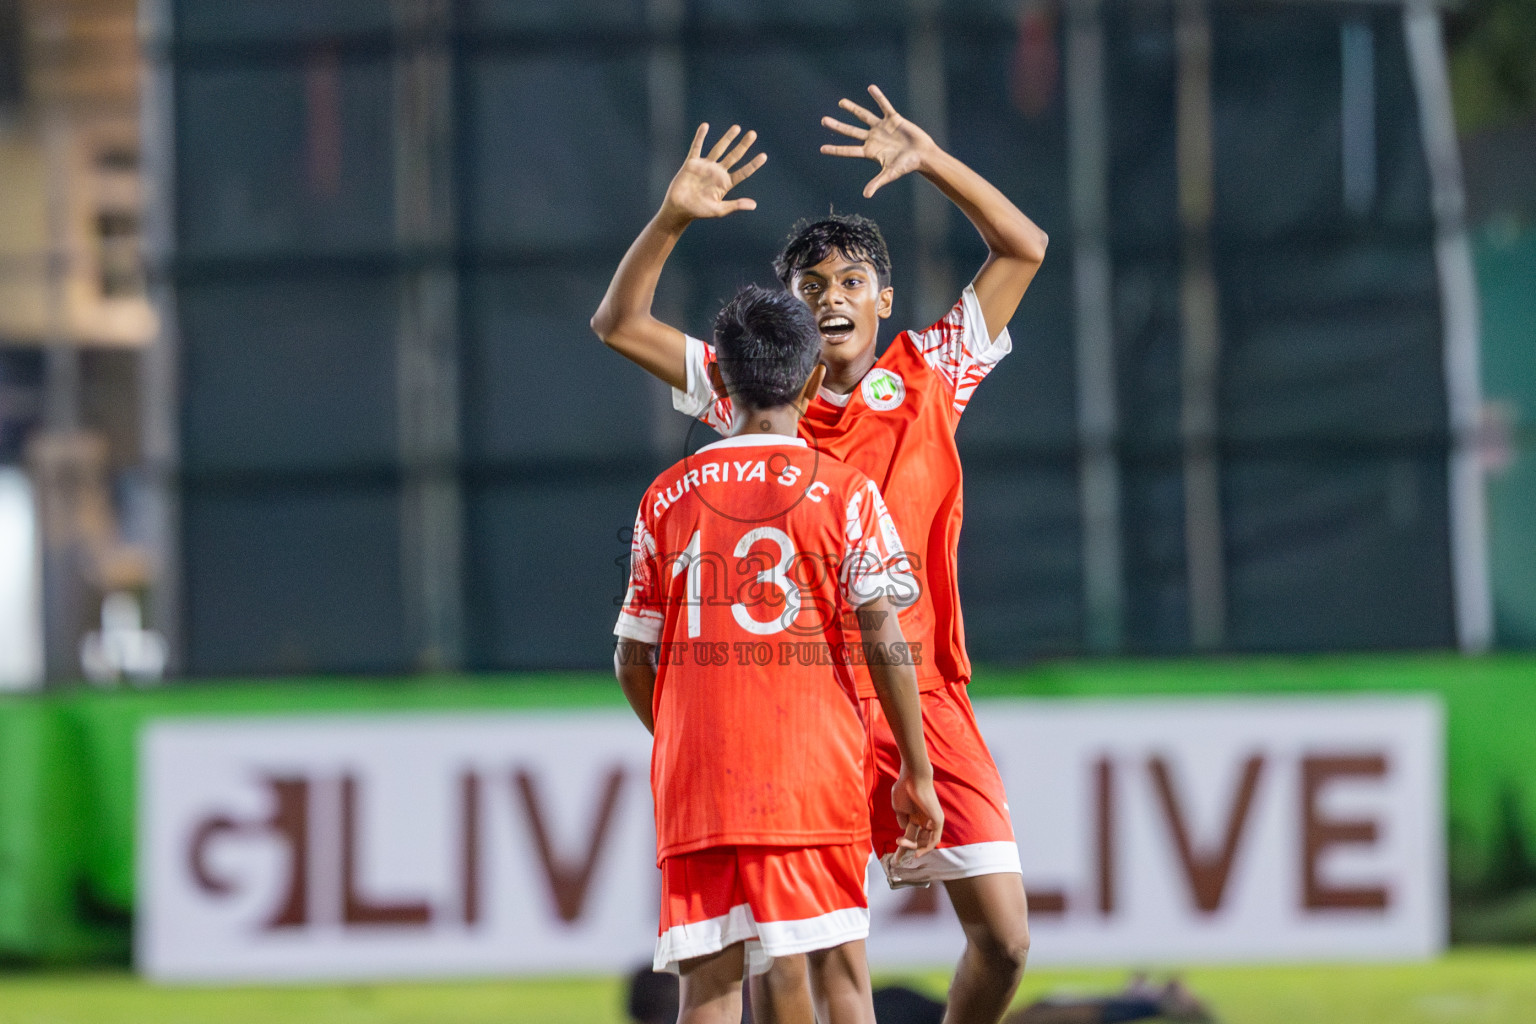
697 434 809 454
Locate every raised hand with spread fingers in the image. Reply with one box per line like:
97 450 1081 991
818 84 1049 340
661 123 769 225
819 84 936 199
591 123 767 390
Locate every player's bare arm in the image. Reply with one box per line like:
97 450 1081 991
857 596 943 856
590 123 768 389
613 638 658 734
821 84 1048 340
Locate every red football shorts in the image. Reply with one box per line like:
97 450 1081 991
654 843 870 975
862 680 1022 886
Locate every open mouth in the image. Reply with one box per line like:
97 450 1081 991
819 315 856 340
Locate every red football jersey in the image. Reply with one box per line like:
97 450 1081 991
673 285 1010 697
615 434 914 859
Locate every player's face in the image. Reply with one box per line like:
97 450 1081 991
789 251 894 362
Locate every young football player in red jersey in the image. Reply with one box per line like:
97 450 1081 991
593 85 1047 1024
614 285 943 1024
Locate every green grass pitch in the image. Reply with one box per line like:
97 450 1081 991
0 950 1532 1024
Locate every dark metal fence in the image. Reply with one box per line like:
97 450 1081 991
163 0 1457 674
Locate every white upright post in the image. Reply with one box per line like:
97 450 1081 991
1066 0 1125 652
1404 1 1492 653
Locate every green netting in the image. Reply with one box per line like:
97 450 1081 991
1478 225 1536 646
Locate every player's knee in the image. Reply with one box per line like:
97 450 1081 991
761 953 810 993
969 919 1030 976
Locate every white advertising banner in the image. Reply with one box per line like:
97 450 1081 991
139 696 1444 982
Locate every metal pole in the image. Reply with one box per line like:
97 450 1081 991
1065 0 1125 652
1403 1 1492 652
41 113 76 436
139 0 183 674
394 0 465 670
1340 19 1377 217
1174 0 1226 650
646 0 690 454
907 0 953 328
34 71 86 684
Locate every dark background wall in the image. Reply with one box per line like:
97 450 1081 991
168 0 1454 675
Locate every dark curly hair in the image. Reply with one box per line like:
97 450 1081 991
774 213 892 289
713 285 822 410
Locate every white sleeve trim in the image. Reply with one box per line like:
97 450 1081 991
959 283 1013 365
613 610 663 645
840 482 917 609
845 566 905 609
671 335 716 418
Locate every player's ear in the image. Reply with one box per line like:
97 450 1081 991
877 286 894 320
707 361 728 400
795 364 827 412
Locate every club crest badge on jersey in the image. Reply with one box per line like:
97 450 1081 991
861 369 906 411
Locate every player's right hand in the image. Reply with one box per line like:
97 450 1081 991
893 767 944 857
659 123 768 226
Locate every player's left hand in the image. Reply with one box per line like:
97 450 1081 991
820 84 937 199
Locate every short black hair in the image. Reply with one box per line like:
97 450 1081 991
713 285 822 411
774 213 892 289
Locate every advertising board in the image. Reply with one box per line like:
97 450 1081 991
139 696 1443 981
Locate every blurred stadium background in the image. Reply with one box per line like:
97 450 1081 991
0 0 1534 1021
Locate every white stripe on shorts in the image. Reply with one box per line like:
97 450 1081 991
880 840 1022 888
654 903 870 976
